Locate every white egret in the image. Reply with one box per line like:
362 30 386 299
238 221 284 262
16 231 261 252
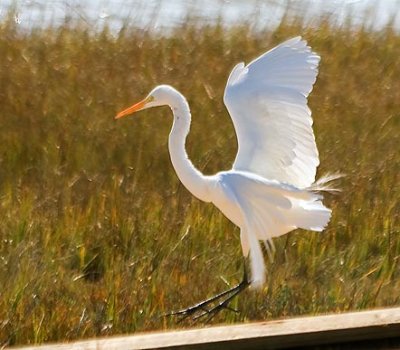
116 37 338 319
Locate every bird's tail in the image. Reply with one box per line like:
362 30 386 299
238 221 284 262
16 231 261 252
286 172 343 233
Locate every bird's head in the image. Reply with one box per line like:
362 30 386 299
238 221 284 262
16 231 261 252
115 85 176 119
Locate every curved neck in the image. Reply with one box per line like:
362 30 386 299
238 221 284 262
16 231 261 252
167 90 210 203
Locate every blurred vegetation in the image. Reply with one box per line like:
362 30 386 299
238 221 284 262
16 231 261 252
0 8 399 347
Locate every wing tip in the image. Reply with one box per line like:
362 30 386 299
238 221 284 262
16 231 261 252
283 36 321 63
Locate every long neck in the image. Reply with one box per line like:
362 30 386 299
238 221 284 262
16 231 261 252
167 91 211 203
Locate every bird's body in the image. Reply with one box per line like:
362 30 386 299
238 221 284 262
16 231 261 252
116 37 336 289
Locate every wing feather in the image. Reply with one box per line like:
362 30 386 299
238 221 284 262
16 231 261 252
224 37 321 188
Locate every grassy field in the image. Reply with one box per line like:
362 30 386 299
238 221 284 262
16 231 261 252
0 9 399 347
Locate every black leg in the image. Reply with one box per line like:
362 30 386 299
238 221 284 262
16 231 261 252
164 261 250 323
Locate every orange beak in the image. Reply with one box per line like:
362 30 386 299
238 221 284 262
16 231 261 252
115 96 152 119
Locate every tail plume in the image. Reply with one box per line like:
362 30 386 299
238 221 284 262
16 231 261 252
307 173 344 193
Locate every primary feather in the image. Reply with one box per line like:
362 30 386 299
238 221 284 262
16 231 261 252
224 36 320 189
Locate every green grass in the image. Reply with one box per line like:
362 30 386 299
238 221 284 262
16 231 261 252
0 11 399 347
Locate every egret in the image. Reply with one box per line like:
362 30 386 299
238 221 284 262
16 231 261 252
116 37 338 320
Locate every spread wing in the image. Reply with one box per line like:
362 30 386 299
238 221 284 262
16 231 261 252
223 37 321 189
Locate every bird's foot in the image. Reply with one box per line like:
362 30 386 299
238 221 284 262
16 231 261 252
164 272 250 323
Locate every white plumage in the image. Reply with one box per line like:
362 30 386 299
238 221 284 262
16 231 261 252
225 36 320 189
116 37 336 288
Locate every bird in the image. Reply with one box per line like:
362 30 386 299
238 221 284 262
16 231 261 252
116 37 338 320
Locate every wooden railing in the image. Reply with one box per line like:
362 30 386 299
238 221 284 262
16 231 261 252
11 307 400 349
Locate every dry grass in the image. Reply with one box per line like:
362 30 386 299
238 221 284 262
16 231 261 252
0 10 399 347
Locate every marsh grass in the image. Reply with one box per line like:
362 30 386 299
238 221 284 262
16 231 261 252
0 11 399 347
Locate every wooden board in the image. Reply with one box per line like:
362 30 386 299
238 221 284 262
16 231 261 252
11 307 400 350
